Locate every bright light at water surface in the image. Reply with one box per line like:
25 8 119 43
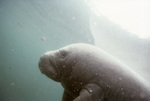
86 0 150 39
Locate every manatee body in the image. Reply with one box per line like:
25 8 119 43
38 43 150 101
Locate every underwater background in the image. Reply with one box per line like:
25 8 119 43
0 0 150 101
0 0 94 101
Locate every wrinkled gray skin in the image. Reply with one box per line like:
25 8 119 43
38 43 150 101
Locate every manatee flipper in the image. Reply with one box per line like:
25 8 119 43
73 84 104 101
62 90 74 101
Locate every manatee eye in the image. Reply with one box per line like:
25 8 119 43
60 50 67 58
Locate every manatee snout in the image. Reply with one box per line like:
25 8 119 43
38 52 60 82
38 54 50 73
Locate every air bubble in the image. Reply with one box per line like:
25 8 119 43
119 77 122 80
10 82 15 86
89 90 92 92
72 16 75 20
121 88 124 90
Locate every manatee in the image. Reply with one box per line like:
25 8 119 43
38 43 150 101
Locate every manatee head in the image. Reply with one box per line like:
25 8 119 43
38 45 79 82
38 44 96 82
38 51 60 82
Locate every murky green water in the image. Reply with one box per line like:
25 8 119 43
1 0 150 101
0 0 94 101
